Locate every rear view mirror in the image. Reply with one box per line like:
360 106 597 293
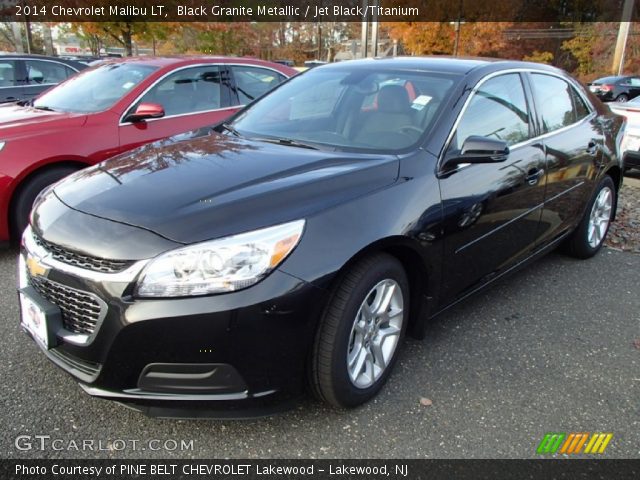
125 102 165 122
444 136 509 170
354 78 379 95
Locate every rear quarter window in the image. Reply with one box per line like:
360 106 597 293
530 73 590 132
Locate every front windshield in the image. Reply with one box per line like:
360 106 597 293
231 67 459 152
34 63 157 113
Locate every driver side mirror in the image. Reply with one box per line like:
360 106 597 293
125 102 165 123
443 135 509 170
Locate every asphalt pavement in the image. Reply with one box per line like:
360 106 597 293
0 247 638 459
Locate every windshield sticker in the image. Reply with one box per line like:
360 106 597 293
411 95 433 111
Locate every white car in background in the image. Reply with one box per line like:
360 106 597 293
609 97 640 171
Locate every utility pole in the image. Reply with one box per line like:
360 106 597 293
360 0 369 58
453 21 461 56
370 0 379 57
612 0 635 75
452 0 464 57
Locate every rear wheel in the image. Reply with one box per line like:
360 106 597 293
310 253 409 408
616 93 629 102
563 176 615 259
11 166 79 240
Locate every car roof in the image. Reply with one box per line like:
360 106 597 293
0 53 87 69
315 56 562 76
594 75 636 83
94 56 293 71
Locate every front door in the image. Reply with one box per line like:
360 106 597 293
118 65 237 153
438 73 546 303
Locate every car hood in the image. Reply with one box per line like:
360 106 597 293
53 130 400 244
0 104 86 134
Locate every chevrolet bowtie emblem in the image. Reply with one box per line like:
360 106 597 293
26 256 47 278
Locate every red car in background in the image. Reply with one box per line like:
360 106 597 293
0 56 296 244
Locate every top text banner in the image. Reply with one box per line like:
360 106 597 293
0 0 637 22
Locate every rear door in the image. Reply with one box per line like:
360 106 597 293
438 72 546 302
525 72 603 247
118 64 236 153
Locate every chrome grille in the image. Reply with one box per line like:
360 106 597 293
32 234 132 273
28 274 102 335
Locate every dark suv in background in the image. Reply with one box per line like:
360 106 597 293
0 54 87 103
588 75 640 102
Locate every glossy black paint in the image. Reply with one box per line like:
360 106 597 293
22 57 624 415
51 131 400 245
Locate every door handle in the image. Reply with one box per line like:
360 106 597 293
586 141 599 156
525 167 544 186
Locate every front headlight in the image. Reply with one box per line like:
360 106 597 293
136 220 305 298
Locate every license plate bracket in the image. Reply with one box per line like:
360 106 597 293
19 286 62 350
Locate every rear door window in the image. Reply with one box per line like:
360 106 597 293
530 74 591 132
231 66 286 105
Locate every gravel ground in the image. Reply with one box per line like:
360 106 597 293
0 248 639 459
0 175 637 460
606 174 640 253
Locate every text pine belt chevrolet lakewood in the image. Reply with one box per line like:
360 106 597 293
18 58 623 416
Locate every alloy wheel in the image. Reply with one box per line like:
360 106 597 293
346 279 404 389
587 186 613 249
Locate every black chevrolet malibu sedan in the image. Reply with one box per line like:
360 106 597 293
19 57 623 416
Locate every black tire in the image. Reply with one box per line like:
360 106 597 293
310 253 409 408
616 94 629 102
563 175 616 259
11 166 79 240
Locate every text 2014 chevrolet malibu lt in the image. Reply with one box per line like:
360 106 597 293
18 58 623 416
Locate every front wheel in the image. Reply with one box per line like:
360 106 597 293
563 175 616 259
616 94 629 103
11 166 79 240
310 253 409 408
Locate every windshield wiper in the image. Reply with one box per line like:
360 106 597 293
34 105 57 112
256 137 319 150
220 123 241 137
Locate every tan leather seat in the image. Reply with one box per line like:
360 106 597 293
354 85 415 147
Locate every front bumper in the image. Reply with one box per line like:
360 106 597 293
18 226 328 416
